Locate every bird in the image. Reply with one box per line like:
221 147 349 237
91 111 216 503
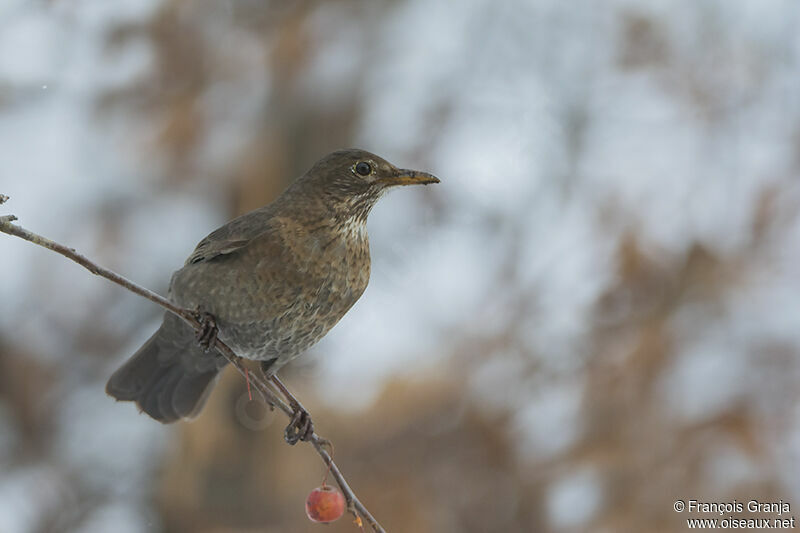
105 149 439 429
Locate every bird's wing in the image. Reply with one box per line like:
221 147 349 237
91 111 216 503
185 207 273 265
186 235 251 264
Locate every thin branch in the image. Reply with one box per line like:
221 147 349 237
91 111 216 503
0 204 386 533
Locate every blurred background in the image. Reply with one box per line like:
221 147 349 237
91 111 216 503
1 0 800 531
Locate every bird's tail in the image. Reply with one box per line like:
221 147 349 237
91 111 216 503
106 315 225 423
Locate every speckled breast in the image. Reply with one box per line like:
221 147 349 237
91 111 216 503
217 273 368 364
169 218 371 370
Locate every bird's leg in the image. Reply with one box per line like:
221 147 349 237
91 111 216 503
264 368 314 445
193 308 218 351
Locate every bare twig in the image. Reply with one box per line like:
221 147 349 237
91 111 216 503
0 203 386 533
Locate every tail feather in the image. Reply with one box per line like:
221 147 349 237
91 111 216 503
172 371 220 418
106 317 224 423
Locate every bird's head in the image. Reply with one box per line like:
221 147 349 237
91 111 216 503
296 149 439 220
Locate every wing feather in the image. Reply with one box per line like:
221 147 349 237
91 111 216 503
184 206 275 265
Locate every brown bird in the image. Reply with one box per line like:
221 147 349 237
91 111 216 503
106 149 439 428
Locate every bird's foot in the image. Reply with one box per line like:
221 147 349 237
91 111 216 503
194 309 218 351
284 402 315 445
268 373 315 445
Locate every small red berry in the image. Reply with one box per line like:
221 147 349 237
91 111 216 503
305 485 346 523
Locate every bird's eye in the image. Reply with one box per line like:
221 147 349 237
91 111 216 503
354 162 372 176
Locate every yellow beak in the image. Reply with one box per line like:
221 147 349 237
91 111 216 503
377 169 440 187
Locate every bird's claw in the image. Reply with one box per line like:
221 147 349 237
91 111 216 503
194 310 218 351
284 402 314 445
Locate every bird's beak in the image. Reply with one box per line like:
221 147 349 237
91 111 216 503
377 169 440 187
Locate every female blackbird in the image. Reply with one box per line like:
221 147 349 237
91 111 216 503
106 149 438 423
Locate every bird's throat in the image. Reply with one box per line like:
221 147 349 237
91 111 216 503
339 214 368 242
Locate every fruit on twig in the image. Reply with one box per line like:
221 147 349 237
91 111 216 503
306 485 346 523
